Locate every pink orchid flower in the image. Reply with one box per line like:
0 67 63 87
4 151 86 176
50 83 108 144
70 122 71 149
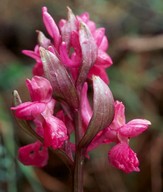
12 75 69 167
83 99 151 173
18 113 68 167
105 101 151 173
104 101 151 143
18 141 48 167
11 76 54 120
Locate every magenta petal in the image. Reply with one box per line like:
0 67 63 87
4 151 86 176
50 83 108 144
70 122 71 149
59 42 79 67
42 7 61 48
22 49 41 63
32 62 44 76
86 20 96 33
59 42 70 66
78 12 90 23
113 101 126 127
42 99 56 116
88 66 109 84
99 36 109 51
70 31 82 57
11 102 46 120
81 83 93 127
58 19 66 29
86 130 107 154
34 118 44 137
18 141 48 167
93 28 105 47
43 116 68 149
26 76 53 102
78 12 96 33
109 143 140 173
95 49 112 67
56 110 74 135
119 119 151 138
103 127 118 143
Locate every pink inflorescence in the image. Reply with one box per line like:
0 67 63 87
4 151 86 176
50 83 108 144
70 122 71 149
11 7 151 173
22 7 112 84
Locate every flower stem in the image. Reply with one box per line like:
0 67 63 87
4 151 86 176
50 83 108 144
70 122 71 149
73 108 85 192
73 148 84 192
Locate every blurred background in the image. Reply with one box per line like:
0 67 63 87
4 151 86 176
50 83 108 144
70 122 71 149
0 0 163 191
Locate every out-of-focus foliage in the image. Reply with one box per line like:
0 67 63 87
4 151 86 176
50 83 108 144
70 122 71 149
0 0 162 191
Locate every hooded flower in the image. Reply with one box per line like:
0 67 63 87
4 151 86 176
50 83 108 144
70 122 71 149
84 100 151 173
11 76 54 120
105 101 151 173
104 101 151 143
12 75 68 167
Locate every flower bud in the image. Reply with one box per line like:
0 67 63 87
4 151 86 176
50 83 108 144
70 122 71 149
77 22 97 87
42 7 61 48
60 7 77 44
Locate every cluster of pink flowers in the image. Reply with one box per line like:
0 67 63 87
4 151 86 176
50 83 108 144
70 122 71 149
11 7 151 173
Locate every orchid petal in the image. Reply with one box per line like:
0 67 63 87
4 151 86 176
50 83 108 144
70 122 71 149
43 116 68 149
88 65 109 84
109 143 140 173
26 76 53 102
32 62 44 76
86 20 96 33
42 7 61 48
93 28 105 47
95 49 112 67
81 83 93 128
119 119 151 138
78 12 90 23
22 49 40 62
99 36 109 51
11 102 46 120
113 101 126 127
59 42 79 67
18 141 48 167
